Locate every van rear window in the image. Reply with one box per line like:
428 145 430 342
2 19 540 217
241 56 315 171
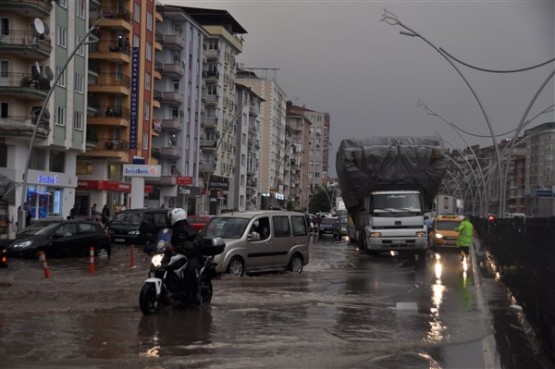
292 216 308 236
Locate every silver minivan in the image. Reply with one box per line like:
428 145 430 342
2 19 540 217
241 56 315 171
202 210 310 276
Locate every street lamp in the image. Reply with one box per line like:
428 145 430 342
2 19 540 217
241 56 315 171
18 20 100 231
203 112 241 215
382 9 504 216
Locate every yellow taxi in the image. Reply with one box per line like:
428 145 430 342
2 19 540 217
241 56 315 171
429 214 462 250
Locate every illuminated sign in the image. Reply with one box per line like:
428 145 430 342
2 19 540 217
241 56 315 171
37 175 59 184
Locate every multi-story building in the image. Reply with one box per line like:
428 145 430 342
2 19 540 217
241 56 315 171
180 6 246 215
236 68 287 209
305 109 331 189
230 83 263 211
286 102 312 211
148 5 208 212
524 121 555 216
77 0 161 213
0 0 88 229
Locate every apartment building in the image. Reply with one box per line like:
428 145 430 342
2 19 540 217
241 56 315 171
76 0 161 214
286 102 312 211
236 68 287 209
147 5 208 212
305 109 331 189
230 83 263 211
180 6 246 215
0 0 88 226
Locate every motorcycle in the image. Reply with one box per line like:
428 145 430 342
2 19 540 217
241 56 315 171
139 229 225 315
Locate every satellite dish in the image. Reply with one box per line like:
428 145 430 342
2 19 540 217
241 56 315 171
43 66 54 81
33 18 45 35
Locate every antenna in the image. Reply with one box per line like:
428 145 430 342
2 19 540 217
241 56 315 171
33 18 45 35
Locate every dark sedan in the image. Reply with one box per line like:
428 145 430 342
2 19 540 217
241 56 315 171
7 220 111 259
319 217 341 239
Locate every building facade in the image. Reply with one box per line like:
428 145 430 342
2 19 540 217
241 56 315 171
286 102 312 211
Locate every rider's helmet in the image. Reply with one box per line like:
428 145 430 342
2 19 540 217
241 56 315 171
168 208 187 226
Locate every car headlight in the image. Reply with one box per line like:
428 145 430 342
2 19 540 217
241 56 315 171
129 230 140 235
370 232 382 238
416 231 427 237
11 240 33 249
434 233 444 239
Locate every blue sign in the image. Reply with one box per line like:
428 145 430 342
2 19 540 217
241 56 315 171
130 47 140 149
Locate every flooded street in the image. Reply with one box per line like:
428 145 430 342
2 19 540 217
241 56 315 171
0 236 550 369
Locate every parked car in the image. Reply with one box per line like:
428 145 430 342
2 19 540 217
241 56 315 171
107 208 170 245
201 210 310 276
187 215 212 232
7 220 111 259
429 214 462 250
319 217 341 239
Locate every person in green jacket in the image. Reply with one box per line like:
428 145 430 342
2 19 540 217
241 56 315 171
456 216 474 259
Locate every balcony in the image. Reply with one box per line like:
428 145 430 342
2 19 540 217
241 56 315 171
160 147 181 160
89 40 131 63
249 104 259 117
199 138 217 149
0 72 49 99
98 7 132 32
87 94 100 116
0 0 52 18
160 62 184 77
83 137 129 161
203 116 218 129
161 34 185 50
161 118 182 133
204 70 219 83
0 114 50 140
204 49 219 60
88 73 130 95
204 95 218 105
199 161 216 172
87 106 130 128
0 30 52 59
160 90 184 104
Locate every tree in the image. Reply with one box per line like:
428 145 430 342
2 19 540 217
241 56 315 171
308 186 333 214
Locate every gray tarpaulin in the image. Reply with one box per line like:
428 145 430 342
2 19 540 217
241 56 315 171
336 136 448 212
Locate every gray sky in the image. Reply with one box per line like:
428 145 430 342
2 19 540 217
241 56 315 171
165 0 554 177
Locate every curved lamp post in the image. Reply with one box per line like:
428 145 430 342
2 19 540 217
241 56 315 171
382 9 504 216
18 21 100 231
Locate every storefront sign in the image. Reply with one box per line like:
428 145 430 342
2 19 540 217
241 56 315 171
176 176 193 185
123 165 161 178
129 47 140 149
77 180 153 193
37 175 59 184
208 175 229 191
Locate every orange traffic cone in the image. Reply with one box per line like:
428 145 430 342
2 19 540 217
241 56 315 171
89 247 95 275
38 251 50 279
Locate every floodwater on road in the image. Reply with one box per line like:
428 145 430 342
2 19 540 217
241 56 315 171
0 236 550 369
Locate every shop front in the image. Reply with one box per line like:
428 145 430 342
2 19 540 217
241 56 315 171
22 171 78 220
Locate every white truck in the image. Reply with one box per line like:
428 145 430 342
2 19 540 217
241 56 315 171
336 136 448 258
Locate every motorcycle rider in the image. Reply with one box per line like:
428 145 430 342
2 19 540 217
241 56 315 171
168 208 202 304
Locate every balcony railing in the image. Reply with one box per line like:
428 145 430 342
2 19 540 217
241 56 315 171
90 138 129 151
161 34 185 50
0 114 50 139
1 0 52 18
88 73 130 87
0 29 52 58
90 105 130 119
161 118 182 132
99 7 132 22
89 39 131 58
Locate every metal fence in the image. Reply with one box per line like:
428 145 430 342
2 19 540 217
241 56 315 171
473 216 555 360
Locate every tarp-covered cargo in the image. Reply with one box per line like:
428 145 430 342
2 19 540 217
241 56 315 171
336 136 448 212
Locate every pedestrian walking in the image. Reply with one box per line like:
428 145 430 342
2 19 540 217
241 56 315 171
456 215 475 260
101 204 110 227
91 203 98 221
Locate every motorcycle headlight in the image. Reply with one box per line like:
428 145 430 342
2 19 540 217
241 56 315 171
11 240 33 249
151 254 164 268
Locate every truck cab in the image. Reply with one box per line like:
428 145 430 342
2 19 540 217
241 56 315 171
360 190 428 258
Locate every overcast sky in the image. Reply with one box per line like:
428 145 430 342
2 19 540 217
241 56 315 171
164 0 554 177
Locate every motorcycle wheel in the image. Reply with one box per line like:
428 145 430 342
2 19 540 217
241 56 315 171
139 283 160 315
199 277 213 304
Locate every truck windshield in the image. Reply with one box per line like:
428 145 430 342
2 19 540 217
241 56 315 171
371 193 422 216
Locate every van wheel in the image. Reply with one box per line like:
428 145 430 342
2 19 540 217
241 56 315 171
227 257 244 277
288 254 303 273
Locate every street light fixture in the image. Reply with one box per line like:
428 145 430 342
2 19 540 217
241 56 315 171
18 20 101 231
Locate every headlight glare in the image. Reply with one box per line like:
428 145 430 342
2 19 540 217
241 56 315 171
12 240 33 248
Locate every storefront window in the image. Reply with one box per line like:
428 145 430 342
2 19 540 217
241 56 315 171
50 151 65 173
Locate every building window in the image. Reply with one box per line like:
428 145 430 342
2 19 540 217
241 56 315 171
144 103 150 119
57 26 67 48
76 0 85 18
134 3 141 23
146 42 152 61
0 101 8 118
146 12 153 31
29 148 46 170
56 66 66 87
75 74 84 93
56 106 65 126
143 133 148 150
73 110 83 130
57 0 67 8
0 143 6 167
145 72 151 90
49 151 65 173
76 36 85 56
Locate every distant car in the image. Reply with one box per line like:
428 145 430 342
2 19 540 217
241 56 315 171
7 220 111 259
319 217 341 239
187 215 212 232
429 214 461 250
0 239 9 267
107 208 170 245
